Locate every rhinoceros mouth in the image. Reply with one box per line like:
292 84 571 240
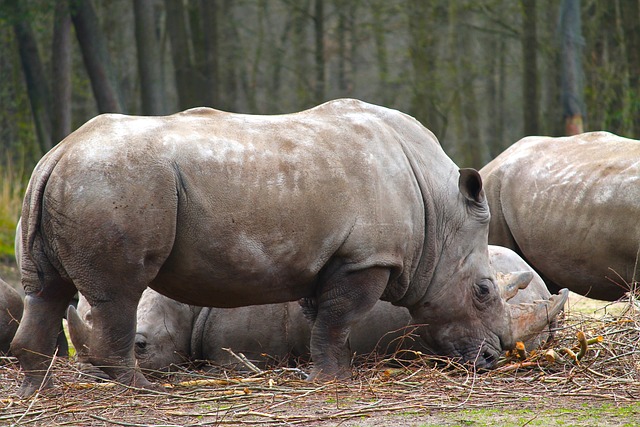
419 335 501 370
457 341 500 370
474 347 499 369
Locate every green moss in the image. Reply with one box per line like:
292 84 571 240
390 402 640 427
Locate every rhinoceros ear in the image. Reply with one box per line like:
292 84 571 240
459 168 485 203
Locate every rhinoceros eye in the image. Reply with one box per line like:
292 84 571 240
474 279 493 302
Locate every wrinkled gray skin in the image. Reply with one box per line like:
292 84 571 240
0 278 23 354
481 132 640 301
12 99 567 396
72 245 555 372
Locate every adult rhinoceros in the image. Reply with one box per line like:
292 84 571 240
70 245 556 373
480 131 640 301
12 99 567 396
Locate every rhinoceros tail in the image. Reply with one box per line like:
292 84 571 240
21 145 67 283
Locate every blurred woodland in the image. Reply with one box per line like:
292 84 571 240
0 0 639 260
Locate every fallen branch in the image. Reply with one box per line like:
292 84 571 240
222 348 263 374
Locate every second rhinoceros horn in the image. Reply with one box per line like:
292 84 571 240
509 288 569 345
498 271 534 301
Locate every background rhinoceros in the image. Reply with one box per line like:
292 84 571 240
481 131 640 302
70 245 557 373
73 291 420 373
12 99 567 396
0 278 23 355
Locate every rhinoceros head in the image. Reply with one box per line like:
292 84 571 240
133 289 198 371
408 169 568 368
70 289 198 372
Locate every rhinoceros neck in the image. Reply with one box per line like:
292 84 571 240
387 128 458 308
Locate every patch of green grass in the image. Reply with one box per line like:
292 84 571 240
63 320 76 358
388 402 640 427
447 402 640 427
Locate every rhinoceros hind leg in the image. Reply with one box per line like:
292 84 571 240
307 267 390 381
12 287 76 398
82 295 156 390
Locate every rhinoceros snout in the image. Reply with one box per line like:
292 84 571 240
459 343 500 370
478 348 498 369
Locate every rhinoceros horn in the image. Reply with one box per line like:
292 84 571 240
67 305 91 358
66 305 113 380
509 288 569 345
498 271 534 301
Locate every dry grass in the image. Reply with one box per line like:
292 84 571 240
0 160 24 262
1 297 640 426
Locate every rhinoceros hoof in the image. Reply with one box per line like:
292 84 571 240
75 362 111 382
17 375 53 399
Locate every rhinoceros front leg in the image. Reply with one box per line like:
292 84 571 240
306 267 390 381
71 295 155 390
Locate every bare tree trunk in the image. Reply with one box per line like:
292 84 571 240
134 0 167 115
188 0 217 108
334 0 357 96
220 0 238 111
559 0 584 135
497 34 506 145
313 0 325 103
70 0 123 113
165 0 199 109
200 0 219 107
485 25 507 157
522 0 539 135
449 2 483 168
293 0 312 108
12 1 52 153
242 2 262 113
348 1 358 94
407 0 444 137
371 0 390 104
335 0 348 94
539 0 563 136
266 6 292 111
51 0 72 143
620 0 640 136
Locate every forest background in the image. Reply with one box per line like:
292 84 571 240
0 0 638 261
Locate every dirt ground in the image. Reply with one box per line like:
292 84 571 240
2 263 640 426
